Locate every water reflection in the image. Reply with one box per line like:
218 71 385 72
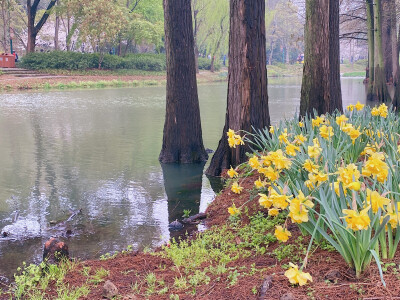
161 162 205 223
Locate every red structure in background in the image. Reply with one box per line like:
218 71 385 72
0 54 16 68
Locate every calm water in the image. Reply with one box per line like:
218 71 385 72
0 77 366 279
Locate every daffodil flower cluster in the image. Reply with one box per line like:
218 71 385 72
225 102 400 286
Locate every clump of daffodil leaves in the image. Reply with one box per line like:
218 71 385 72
226 102 400 287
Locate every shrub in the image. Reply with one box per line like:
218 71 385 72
21 51 166 71
198 57 221 71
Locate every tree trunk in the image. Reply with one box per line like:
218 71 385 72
27 0 57 53
269 41 274 65
373 0 390 102
210 56 215 72
366 0 375 100
390 0 397 80
391 0 400 108
381 0 393 83
159 0 208 163
206 0 270 176
54 0 59 50
193 3 200 74
300 0 342 117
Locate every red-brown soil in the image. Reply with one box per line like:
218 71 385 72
2 172 400 299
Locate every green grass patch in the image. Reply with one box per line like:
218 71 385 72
342 71 366 77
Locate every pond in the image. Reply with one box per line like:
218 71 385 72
0 77 366 279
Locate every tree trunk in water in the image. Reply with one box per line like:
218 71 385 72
366 0 375 100
381 0 393 83
300 0 342 117
206 0 270 177
160 0 208 163
373 0 390 102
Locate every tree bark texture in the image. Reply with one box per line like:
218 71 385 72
373 0 390 102
159 0 208 164
300 0 342 117
206 0 270 177
391 0 400 108
366 0 375 100
381 0 393 83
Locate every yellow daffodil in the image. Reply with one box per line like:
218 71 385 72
347 104 355 111
227 167 238 178
284 263 313 286
347 181 361 191
258 166 280 181
355 101 364 111
231 182 243 194
386 203 400 228
336 114 348 127
319 125 334 140
269 125 275 134
308 144 322 160
347 127 361 144
286 143 300 156
303 159 319 173
295 134 307 145
268 208 280 216
227 129 244 148
371 107 380 116
289 198 310 224
269 187 291 209
274 225 291 242
228 203 240 216
299 121 304 127
361 144 377 156
248 155 261 169
378 103 388 118
267 149 292 170
254 178 267 189
342 206 371 231
332 181 347 196
341 123 353 134
278 128 289 144
365 189 390 213
259 193 272 208
362 153 389 183
337 164 360 186
312 116 325 128
227 129 235 138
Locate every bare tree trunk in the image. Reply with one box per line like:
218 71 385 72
210 56 215 72
300 0 342 116
286 45 290 64
160 0 208 163
193 1 200 73
366 0 375 100
382 0 393 83
54 0 59 50
373 0 390 102
206 0 270 176
391 0 400 108
27 0 57 53
269 41 274 65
